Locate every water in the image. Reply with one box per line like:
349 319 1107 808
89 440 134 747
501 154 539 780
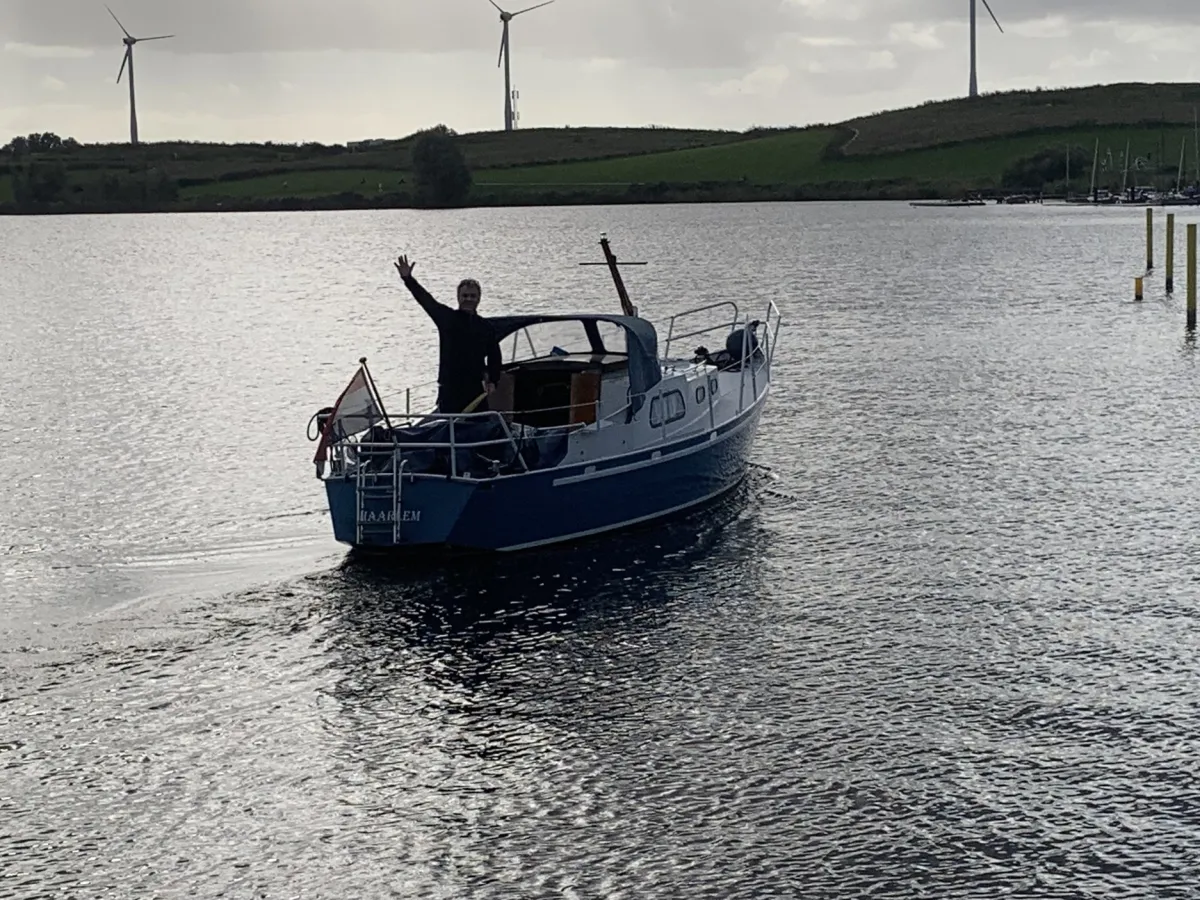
3 202 1200 897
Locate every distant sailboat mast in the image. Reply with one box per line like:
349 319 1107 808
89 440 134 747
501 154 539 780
1121 139 1131 199
1065 143 1070 199
1089 138 1099 201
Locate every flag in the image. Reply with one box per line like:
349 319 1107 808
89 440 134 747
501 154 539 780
313 362 388 465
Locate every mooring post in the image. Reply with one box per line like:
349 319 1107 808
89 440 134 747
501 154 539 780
1188 223 1197 331
1146 207 1154 272
1167 213 1176 294
1135 275 1144 302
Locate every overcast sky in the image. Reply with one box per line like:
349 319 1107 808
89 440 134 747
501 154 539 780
2 0 1199 144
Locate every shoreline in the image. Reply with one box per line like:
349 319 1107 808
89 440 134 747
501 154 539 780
0 185 1021 216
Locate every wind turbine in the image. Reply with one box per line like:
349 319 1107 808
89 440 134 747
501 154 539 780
490 0 554 132
107 5 173 145
968 0 1003 99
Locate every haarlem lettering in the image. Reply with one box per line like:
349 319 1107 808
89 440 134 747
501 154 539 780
361 509 421 523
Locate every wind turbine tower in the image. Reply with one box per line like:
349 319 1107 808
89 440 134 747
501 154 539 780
490 0 554 132
968 0 1003 99
107 5 174 145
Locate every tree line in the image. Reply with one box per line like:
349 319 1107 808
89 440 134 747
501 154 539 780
1 125 474 212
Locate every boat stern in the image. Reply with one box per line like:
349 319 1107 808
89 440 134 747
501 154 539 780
324 475 478 549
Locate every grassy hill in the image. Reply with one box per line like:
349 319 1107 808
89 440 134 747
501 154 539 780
4 82 1200 213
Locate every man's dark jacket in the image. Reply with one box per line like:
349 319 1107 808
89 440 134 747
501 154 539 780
402 274 502 413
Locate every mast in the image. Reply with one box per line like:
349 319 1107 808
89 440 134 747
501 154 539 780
579 234 647 317
1089 138 1099 201
1121 139 1131 199
1178 138 1186 195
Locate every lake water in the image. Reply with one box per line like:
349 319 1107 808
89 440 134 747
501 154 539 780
4 201 1200 898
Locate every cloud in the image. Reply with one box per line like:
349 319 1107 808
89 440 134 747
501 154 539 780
866 51 898 71
5 0 1200 144
888 23 942 49
794 36 861 48
40 74 67 91
709 64 790 98
0 0 806 68
1049 49 1115 71
582 58 623 73
4 41 93 59
1006 15 1072 39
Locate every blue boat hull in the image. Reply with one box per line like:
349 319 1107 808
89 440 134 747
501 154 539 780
324 402 763 553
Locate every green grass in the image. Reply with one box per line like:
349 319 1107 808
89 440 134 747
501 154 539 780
841 82 1200 156
473 124 1198 191
476 130 834 186
177 168 409 200
47 127 749 182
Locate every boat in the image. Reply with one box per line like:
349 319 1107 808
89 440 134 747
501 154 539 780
307 236 782 554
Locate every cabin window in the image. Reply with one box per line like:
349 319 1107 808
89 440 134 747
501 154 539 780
696 385 706 404
650 390 686 427
709 376 719 396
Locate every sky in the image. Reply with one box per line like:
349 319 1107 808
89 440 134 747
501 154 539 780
2 0 1200 145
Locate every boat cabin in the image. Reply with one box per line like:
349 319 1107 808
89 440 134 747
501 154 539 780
486 313 662 429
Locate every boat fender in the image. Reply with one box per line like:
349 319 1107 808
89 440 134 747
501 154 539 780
307 406 335 441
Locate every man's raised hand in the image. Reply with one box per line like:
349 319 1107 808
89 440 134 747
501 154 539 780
394 254 415 279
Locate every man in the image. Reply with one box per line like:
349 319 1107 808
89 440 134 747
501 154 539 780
394 254 503 414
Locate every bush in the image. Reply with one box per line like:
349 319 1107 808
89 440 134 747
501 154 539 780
410 125 472 208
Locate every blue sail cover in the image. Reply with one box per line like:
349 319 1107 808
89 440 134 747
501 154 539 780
486 313 663 416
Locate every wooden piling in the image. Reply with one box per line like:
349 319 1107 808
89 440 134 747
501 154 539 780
1188 223 1197 331
1146 207 1154 272
1167 213 1175 294
1135 276 1144 302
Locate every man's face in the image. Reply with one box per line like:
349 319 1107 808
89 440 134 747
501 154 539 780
457 283 481 313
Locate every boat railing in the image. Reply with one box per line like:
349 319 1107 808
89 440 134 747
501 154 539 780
329 408 528 480
327 392 621 480
662 301 741 360
737 298 782 411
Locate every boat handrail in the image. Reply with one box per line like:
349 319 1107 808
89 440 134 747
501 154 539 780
663 301 741 359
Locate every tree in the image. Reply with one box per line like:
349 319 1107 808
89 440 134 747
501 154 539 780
410 124 472 208
11 159 68 207
3 133 78 157
2 136 29 158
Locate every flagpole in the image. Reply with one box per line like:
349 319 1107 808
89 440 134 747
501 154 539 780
358 356 393 430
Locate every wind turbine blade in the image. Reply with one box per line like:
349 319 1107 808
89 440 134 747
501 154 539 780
106 5 132 38
497 27 506 67
488 0 504 12
512 0 554 15
138 35 174 41
981 0 1003 33
117 46 129 82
